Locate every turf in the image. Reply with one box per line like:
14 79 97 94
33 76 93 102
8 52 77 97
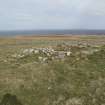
0 35 105 105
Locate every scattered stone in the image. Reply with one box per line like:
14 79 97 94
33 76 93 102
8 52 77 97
11 44 101 63
66 51 72 56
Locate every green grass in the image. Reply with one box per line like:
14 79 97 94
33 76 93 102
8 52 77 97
0 37 105 105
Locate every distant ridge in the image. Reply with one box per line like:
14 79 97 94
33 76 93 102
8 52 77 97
0 29 105 36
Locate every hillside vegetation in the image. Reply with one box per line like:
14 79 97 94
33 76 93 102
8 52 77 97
0 36 105 105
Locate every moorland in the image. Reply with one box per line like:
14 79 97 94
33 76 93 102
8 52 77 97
0 35 105 105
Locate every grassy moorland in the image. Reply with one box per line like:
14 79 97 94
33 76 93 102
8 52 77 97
0 35 105 105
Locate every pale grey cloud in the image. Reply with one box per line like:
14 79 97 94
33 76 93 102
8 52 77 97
0 0 105 30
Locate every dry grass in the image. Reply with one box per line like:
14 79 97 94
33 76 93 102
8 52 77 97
0 35 105 105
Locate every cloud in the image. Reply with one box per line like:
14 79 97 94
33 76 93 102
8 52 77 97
77 0 105 16
0 0 105 30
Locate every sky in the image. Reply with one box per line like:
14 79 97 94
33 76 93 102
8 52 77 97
0 0 105 30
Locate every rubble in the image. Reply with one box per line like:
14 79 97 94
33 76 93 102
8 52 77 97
11 44 101 63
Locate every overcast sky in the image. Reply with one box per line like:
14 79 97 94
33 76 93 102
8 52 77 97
0 0 105 30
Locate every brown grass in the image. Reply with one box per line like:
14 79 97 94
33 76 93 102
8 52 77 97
14 35 81 40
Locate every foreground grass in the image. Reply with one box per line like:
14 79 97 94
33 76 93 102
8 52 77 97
0 36 105 105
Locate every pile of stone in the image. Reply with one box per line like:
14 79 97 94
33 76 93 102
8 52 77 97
11 46 72 62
